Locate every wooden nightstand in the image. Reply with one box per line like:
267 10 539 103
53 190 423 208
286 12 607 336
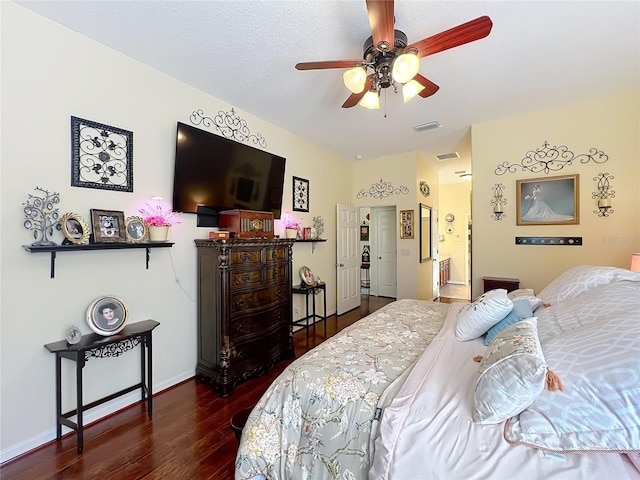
483 276 520 293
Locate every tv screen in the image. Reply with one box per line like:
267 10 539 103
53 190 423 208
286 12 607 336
172 122 286 220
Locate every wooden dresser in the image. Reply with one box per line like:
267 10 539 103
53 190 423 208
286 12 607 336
194 238 295 396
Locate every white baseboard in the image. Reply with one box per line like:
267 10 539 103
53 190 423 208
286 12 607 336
0 370 194 464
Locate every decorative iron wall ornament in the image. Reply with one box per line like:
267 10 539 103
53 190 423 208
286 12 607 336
592 172 615 217
190 108 267 147
357 178 409 199
419 180 430 197
71 116 133 192
293 176 309 212
490 183 507 221
23 186 61 246
495 141 608 176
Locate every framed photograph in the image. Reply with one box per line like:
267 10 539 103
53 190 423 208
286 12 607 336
60 212 90 245
86 295 128 336
400 209 414 239
90 209 127 243
71 116 133 192
360 225 369 241
293 176 309 212
125 216 148 242
516 174 579 226
299 265 315 286
303 226 318 240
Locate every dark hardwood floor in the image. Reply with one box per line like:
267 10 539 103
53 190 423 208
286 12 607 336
1 295 394 480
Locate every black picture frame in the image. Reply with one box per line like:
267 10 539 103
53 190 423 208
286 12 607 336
90 209 127 243
71 116 133 192
516 174 579 226
360 225 369 241
293 176 309 212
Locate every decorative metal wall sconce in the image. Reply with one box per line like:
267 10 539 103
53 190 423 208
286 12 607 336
490 183 507 220
592 173 615 217
444 213 455 234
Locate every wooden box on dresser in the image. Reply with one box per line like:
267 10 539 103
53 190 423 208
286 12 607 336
194 237 295 397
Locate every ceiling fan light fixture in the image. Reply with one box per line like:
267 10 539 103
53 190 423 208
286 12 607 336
343 66 367 94
392 51 420 84
359 90 380 109
402 79 425 102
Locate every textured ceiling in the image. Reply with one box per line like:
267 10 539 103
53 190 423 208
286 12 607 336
16 0 640 184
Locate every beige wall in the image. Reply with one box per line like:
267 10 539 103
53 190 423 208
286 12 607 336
439 182 472 285
352 151 439 300
471 90 640 296
0 3 352 460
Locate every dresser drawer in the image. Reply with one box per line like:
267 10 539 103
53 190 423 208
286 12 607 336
230 304 288 341
229 248 263 267
265 246 287 263
230 265 287 290
230 283 287 314
231 325 291 372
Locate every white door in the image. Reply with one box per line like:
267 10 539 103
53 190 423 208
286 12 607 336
336 204 360 314
375 207 397 298
432 209 440 300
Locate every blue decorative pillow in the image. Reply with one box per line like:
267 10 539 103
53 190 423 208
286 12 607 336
484 299 534 346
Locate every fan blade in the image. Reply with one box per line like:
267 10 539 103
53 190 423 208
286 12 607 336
406 16 493 58
295 60 361 70
342 78 374 108
366 0 395 52
414 74 440 98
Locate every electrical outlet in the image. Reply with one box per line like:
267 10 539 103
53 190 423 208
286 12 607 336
294 307 300 316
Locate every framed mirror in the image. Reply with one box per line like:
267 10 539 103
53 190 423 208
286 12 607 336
420 203 432 262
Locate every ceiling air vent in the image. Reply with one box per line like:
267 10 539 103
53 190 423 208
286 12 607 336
412 121 441 132
435 152 460 161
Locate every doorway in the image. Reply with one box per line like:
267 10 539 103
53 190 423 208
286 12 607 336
359 206 397 299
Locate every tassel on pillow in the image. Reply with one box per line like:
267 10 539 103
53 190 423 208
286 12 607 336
545 367 564 391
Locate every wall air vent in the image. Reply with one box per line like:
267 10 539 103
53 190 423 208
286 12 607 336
412 121 441 132
436 152 460 161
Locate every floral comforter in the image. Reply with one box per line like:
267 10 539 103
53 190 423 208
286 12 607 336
235 299 449 480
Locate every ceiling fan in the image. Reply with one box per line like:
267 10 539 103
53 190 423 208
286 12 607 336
295 0 492 109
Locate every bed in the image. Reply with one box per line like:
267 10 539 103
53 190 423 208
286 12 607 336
235 265 640 479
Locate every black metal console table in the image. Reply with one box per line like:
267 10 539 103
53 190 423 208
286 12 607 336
292 282 327 349
44 319 159 453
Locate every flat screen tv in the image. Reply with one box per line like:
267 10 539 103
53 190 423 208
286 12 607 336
172 122 286 223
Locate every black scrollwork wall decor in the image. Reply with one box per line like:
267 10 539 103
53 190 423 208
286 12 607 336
515 237 582 246
357 178 410 199
495 141 608 176
71 116 133 192
293 176 309 212
592 172 615 217
419 180 430 197
190 108 267 147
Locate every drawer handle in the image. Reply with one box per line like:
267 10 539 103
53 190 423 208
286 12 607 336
242 274 250 283
275 288 281 297
237 324 245 334
271 251 277 259
236 300 245 309
237 351 245 359
241 253 250 262
271 268 278 279
276 311 281 319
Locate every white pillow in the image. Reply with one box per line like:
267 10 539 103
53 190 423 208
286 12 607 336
474 318 547 424
455 289 513 341
505 280 640 452
507 288 543 312
537 265 640 305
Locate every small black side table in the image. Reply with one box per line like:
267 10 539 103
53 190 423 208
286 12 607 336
44 319 159 453
292 281 327 349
